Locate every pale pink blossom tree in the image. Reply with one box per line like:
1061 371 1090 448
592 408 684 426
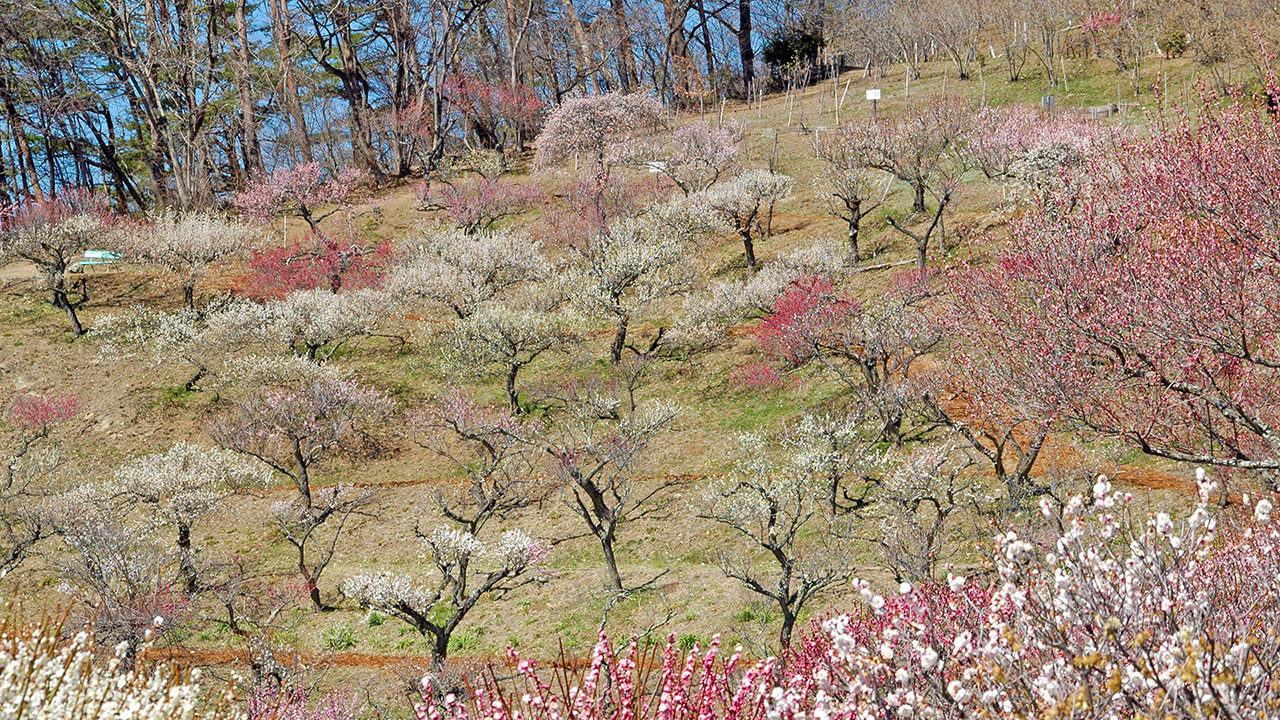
418 178 543 234
233 163 366 231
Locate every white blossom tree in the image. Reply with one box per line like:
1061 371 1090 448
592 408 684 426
534 92 666 181
265 288 397 361
448 298 579 413
104 442 270 592
700 425 860 651
387 226 549 319
0 189 113 335
704 170 795 271
641 120 743 196
341 526 544 665
572 214 697 364
92 300 272 391
51 494 187 658
120 209 260 308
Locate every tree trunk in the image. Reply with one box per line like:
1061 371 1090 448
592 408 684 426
737 0 754 92
742 230 757 270
233 0 263 176
610 315 629 363
779 606 796 648
53 289 85 336
506 363 522 414
178 523 198 593
913 182 926 212
611 0 637 91
846 209 860 265
270 0 312 161
600 533 624 592
916 238 928 270
293 441 312 508
182 282 196 309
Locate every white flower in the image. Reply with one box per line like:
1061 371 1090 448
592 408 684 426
1093 476 1111 499
1256 499 1273 524
947 574 965 591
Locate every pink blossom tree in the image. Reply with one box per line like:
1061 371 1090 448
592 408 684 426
954 85 1280 486
233 163 366 232
2 393 80 574
533 93 666 180
209 359 396 509
418 178 543 234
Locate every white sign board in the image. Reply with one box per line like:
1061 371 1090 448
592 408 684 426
865 88 882 101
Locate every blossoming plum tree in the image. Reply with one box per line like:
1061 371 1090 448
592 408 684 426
2 393 79 575
418 178 543 234
0 189 113 335
701 426 859 650
527 383 679 593
210 358 395 508
105 442 270 592
233 163 366 231
344 391 548 664
387 226 549 319
955 84 1280 488
704 169 795 271
121 210 261 308
534 92 665 181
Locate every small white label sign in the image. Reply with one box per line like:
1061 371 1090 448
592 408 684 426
865 88 882 101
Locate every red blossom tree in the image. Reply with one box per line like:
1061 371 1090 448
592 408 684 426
954 82 1280 486
238 231 393 299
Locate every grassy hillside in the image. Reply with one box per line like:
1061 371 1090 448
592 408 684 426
0 53 1210 713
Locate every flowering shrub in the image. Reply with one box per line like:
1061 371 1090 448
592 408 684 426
780 472 1280 719
247 684 358 720
8 393 81 433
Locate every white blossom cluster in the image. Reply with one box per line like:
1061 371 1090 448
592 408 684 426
813 469 1280 719
0 624 231 720
120 209 259 300
106 441 270 530
387 226 549 318
264 288 394 360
